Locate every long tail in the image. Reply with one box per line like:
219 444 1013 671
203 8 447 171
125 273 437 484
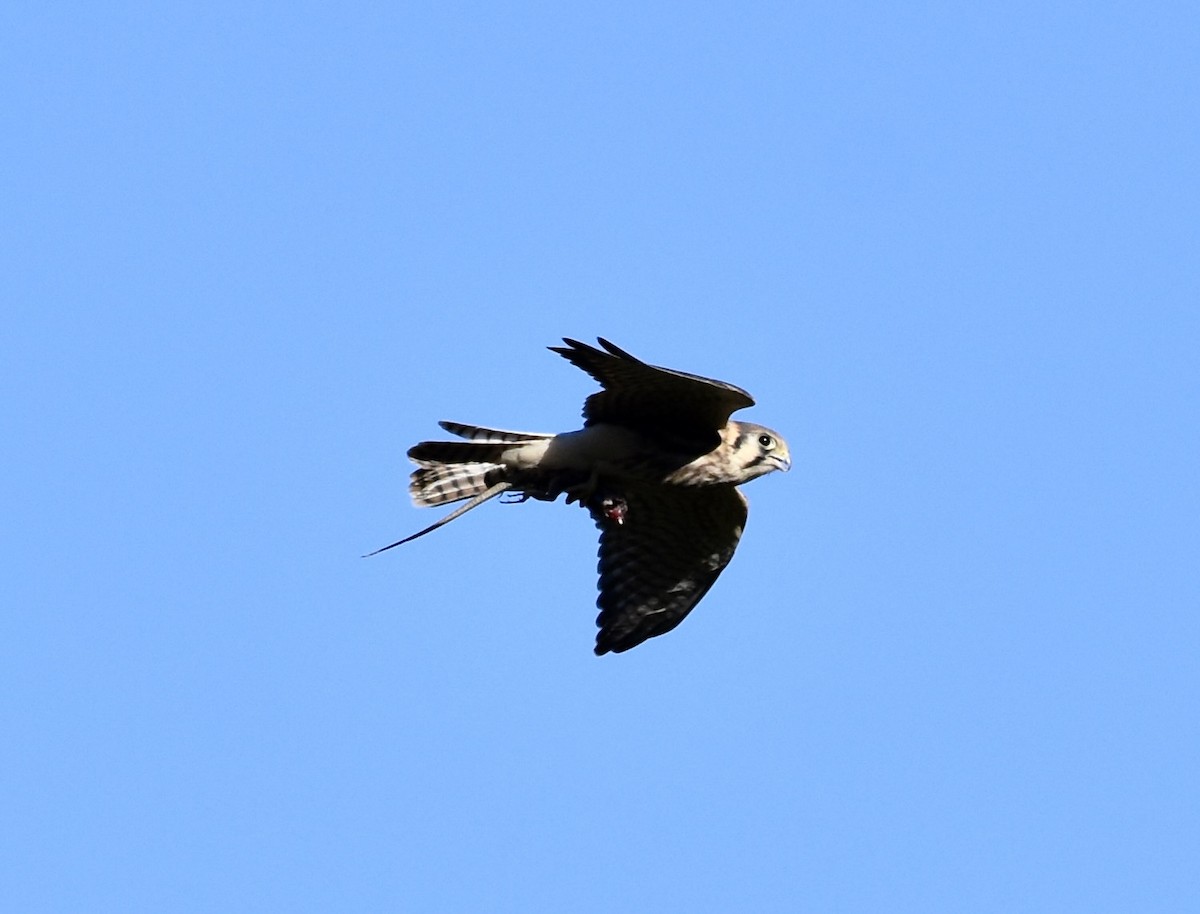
407 457 503 507
366 422 555 555
406 422 553 507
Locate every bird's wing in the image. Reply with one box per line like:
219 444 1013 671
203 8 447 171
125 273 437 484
592 484 748 655
550 338 755 439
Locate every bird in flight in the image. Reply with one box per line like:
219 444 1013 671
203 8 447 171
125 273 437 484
370 338 791 655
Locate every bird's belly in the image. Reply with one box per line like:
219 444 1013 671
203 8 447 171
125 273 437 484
534 424 646 472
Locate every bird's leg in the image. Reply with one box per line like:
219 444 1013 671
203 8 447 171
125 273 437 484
565 473 629 527
502 488 562 503
506 469 630 526
502 470 584 504
562 469 601 506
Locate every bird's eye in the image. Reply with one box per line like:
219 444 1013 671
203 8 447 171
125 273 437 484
757 434 775 449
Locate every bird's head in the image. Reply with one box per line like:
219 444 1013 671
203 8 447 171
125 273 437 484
727 421 792 482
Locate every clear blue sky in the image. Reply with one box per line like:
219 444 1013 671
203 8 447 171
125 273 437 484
4 3 1198 911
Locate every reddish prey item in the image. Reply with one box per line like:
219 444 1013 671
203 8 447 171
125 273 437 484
600 496 628 525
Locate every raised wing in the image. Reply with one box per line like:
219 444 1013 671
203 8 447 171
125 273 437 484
550 338 755 441
592 484 748 655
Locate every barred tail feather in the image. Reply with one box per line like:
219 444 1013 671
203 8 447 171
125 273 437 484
438 420 554 443
407 425 554 507
409 462 499 507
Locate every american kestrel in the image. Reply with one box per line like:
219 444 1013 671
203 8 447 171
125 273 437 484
371 338 791 655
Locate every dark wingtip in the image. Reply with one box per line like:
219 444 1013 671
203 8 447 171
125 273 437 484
550 337 641 365
548 337 586 358
596 337 639 361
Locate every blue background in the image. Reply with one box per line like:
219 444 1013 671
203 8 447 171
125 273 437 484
4 3 1198 911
